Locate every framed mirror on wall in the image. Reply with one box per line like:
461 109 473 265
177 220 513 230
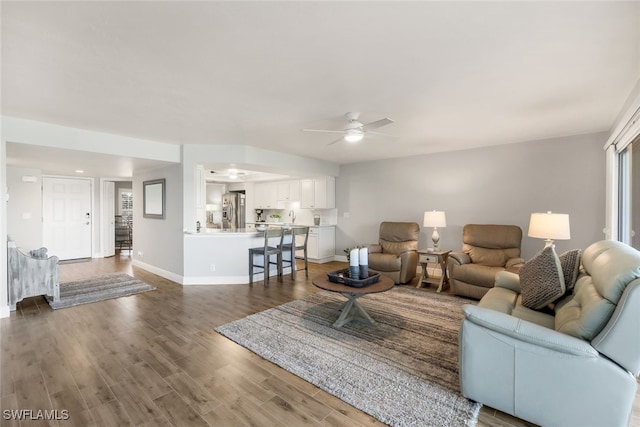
143 178 166 219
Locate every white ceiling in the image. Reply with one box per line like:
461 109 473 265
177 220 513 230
2 1 640 172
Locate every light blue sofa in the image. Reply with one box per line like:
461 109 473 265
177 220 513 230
459 240 640 427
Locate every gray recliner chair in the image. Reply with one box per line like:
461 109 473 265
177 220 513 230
367 222 419 284
459 240 640 427
447 224 523 299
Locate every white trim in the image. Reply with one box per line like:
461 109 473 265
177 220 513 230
604 145 619 241
1 139 8 318
182 267 292 285
132 259 183 284
604 92 640 151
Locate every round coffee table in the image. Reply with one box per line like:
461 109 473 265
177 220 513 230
312 274 394 328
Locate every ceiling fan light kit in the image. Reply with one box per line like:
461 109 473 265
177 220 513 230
344 129 364 142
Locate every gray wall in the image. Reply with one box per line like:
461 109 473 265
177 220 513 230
133 163 184 276
6 166 43 249
336 132 607 261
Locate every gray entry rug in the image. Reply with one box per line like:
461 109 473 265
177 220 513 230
216 286 481 427
48 273 155 309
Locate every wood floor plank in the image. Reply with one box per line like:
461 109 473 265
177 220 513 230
108 377 166 426
49 387 95 427
0 394 20 427
163 372 219 415
69 366 115 409
260 375 333 422
152 390 209 427
126 361 172 401
90 399 134 427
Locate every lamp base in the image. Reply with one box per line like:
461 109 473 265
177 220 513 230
432 227 440 251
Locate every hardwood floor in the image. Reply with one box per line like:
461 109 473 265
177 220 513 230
1 253 638 426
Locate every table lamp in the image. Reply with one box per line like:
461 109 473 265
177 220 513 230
528 211 570 248
424 210 446 251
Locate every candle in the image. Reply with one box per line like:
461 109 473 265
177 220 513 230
350 248 359 266
359 247 368 266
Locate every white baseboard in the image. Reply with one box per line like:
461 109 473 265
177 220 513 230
0 304 10 318
134 259 293 286
334 255 348 262
182 267 292 285
132 259 183 284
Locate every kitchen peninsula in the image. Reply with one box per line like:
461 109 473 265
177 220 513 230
182 225 335 285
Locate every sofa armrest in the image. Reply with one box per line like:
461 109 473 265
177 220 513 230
448 251 471 265
462 305 598 357
366 244 382 254
494 270 521 293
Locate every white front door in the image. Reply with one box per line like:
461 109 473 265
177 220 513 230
43 177 92 260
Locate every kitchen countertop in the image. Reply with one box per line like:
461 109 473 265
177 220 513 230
248 222 336 228
185 228 260 236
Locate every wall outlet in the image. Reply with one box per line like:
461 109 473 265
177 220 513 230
22 212 32 220
137 251 143 258
210 264 216 272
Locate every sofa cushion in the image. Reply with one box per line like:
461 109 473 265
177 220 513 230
466 247 508 267
452 263 505 288
559 249 581 293
368 252 401 272
380 239 415 255
520 245 566 310
554 274 616 340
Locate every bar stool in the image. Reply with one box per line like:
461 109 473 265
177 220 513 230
279 226 309 279
249 228 284 285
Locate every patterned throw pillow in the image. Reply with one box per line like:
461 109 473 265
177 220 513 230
520 245 566 310
559 249 581 293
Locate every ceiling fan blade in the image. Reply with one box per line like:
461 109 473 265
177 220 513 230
302 128 344 134
362 117 394 132
366 130 399 139
327 136 345 146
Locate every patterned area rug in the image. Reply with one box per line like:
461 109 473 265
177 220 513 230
216 286 481 427
48 273 155 309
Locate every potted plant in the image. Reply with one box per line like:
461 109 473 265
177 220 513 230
269 214 281 223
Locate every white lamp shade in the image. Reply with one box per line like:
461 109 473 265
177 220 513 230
528 212 570 240
424 211 446 228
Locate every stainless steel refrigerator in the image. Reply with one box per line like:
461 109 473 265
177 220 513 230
221 192 246 229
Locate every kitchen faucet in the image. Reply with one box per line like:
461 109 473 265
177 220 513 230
289 209 296 224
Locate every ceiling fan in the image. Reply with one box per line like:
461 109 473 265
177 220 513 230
303 112 395 145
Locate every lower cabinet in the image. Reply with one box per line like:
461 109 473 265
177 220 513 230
307 226 335 263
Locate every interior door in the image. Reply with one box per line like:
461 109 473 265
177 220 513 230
42 177 92 260
103 181 115 257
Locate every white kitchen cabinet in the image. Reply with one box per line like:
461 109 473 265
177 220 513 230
277 180 300 201
300 177 335 209
307 226 335 263
255 182 277 209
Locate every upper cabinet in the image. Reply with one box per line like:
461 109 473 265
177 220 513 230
300 177 335 209
254 182 277 209
277 180 301 201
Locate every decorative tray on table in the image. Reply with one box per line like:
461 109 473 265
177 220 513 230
327 269 380 288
